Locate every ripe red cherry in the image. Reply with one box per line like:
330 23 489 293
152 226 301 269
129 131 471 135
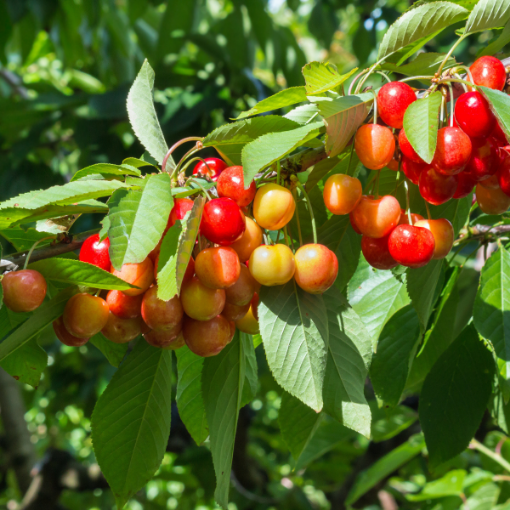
492 122 509 145
141 285 184 333
195 246 241 289
354 124 396 170
402 157 429 185
63 293 110 339
106 290 143 319
168 198 194 228
351 195 401 238
465 138 498 182
377 82 416 129
182 315 232 357
201 198 246 246
432 127 472 175
388 225 435 268
217 166 256 207
453 171 476 198
498 151 510 196
79 234 111 271
469 56 507 91
361 235 398 270
398 128 424 163
455 91 496 139
419 167 457 205
192 157 227 181
112 258 154 297
53 316 89 347
2 269 47 313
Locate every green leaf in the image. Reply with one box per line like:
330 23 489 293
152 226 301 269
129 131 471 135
28 259 136 290
377 2 469 61
202 332 247 509
127 60 170 168
90 333 129 368
71 163 141 182
0 227 55 251
371 403 418 443
284 103 321 124
302 62 357 95
241 122 324 187
305 155 342 192
370 305 420 407
431 194 472 237
323 286 371 437
346 434 425 505
236 87 308 119
407 470 466 501
107 173 173 270
419 325 494 468
259 281 328 412
241 332 258 407
91 340 172 510
122 157 158 170
465 0 510 34
403 92 442 164
316 94 373 158
478 19 510 56
464 482 500 510
176 347 208 445
479 86 510 142
379 52 456 76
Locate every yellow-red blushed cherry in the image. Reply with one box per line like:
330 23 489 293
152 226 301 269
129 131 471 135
294 244 338 294
180 276 226 321
106 290 143 319
432 127 472 175
253 184 295 230
476 183 510 214
195 246 240 289
388 225 435 268
102 312 143 344
354 124 395 170
225 264 259 306
377 82 416 129
414 219 454 260
351 195 401 239
63 293 110 339
361 235 398 270
249 244 296 286
2 269 47 313
469 56 507 91
323 174 362 215
217 166 257 207
112 258 154 297
183 315 232 357
230 217 263 263
141 285 184 332
53 316 89 347
235 294 260 335
455 91 496 139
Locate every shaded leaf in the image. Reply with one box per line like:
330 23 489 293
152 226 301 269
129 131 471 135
90 333 129 368
479 18 510 56
71 163 141 182
371 403 418 443
379 52 456 76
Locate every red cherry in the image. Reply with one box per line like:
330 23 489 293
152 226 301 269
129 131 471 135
476 183 510 214
498 151 510 196
106 290 143 319
453 171 476 199
361 234 398 270
79 234 111 271
217 166 256 207
419 167 457 205
168 198 194 228
469 56 507 91
398 210 424 225
492 122 509 145
2 270 47 313
349 212 362 234
432 127 472 175
377 82 416 129
455 91 496 139
402 157 430 185
53 316 89 347
192 157 227 181
465 137 498 182
141 285 184 333
388 225 435 268
201 198 246 246
398 128 424 163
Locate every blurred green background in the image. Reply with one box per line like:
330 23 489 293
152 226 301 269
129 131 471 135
0 1 509 509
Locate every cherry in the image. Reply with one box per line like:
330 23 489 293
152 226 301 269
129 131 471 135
388 157 400 172
453 171 476 199
432 127 472 175
249 244 296 286
399 128 424 163
106 290 143 319
217 166 257 207
294 244 338 294
235 294 259 335
161 333 186 351
479 173 500 189
180 276 225 321
154 255 194 285
2 270 47 313
419 167 457 205
323 174 362 215
498 151 510 196
398 210 424 225
253 184 295 230
230 217 263 262
414 219 454 260
402 157 429 185
225 264 259 306
377 82 416 129
354 124 396 170
168 198 194 228
63 293 110 339
455 91 496 139
350 213 362 234
195 246 240 289
112 258 154 296
53 316 89 347
201 197 246 245
351 195 401 238
492 122 509 145
192 157 227 180
388 225 435 268
183 315 232 357
469 56 507 91
465 137 498 182
476 183 510 214
144 328 181 349
102 312 143 344
141 285 184 333
79 234 111 271
222 301 250 322
361 234 398 270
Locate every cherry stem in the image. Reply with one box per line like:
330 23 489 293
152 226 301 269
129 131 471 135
286 224 297 253
277 160 281 186
453 73 469 93
355 58 387 94
374 171 381 200
348 69 369 95
292 189 304 246
346 144 356 177
404 180 413 225
188 178 212 200
296 181 317 244
24 237 55 270
399 75 434 83
180 156 211 176
371 90 378 124
448 82 455 127
425 201 432 220
455 65 474 87
374 71 392 84
437 35 466 78
162 137 203 173
437 77 473 88
174 147 201 176
470 438 510 473
275 230 282 245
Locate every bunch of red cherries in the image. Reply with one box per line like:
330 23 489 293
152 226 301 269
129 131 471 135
323 55 509 270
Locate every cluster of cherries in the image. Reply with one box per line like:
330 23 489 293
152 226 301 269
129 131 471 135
322 56 510 270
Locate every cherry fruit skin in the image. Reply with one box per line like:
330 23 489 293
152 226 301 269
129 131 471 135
432 127 472 175
195 246 240 289
53 316 89 347
388 225 435 268
414 219 454 260
354 124 396 170
2 270 47 313
169 198 194 228
479 173 500 189
161 333 185 351
201 198 246 246
498 152 510 196
476 183 510 214
377 82 416 129
79 234 111 271
217 166 256 207
112 258 154 297
492 122 509 145
183 315 232 357
180 276 225 321
225 264 259 306
455 91 496 139
470 56 507 91
249 244 296 286
402 157 429 185
351 195 401 239
398 210 424 225
144 328 180 349
399 128 424 163
323 174 362 215
253 184 295 230
230 217 263 262
222 301 251 322
141 285 184 332
453 172 476 199
106 290 143 319
465 137 498 181
294 244 338 294
419 167 457 205
63 293 110 339
350 213 362 234
192 157 227 181
102 312 143 344
235 294 260 335
361 235 398 270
